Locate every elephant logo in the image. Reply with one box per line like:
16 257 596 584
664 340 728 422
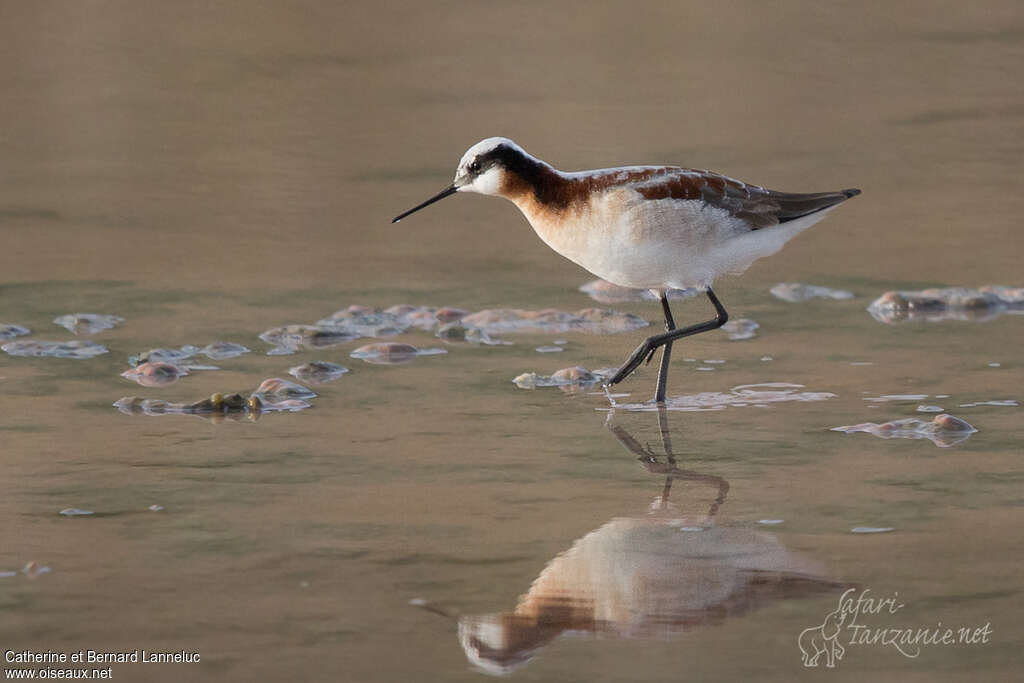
798 607 847 667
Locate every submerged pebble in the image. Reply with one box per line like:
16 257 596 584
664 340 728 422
831 414 977 448
120 361 191 387
578 279 697 304
2 339 108 359
53 313 124 335
350 342 447 365
461 307 648 335
0 324 31 341
867 285 1024 323
288 361 349 384
721 318 759 341
770 283 853 303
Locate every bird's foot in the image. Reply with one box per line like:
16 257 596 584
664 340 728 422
607 340 655 386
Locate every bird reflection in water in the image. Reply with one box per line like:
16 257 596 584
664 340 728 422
458 408 846 675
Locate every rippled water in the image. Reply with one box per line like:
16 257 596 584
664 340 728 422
2 2 1022 681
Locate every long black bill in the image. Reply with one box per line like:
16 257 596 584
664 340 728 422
392 184 458 223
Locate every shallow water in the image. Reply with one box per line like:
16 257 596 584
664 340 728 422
2 2 1023 681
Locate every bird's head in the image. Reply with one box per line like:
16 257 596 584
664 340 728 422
392 137 532 222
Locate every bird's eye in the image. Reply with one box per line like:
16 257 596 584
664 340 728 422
469 159 482 173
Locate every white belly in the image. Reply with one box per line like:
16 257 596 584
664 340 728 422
517 191 836 291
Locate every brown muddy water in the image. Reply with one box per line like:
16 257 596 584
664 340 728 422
2 2 1022 681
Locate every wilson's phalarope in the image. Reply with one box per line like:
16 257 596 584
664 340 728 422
393 137 860 403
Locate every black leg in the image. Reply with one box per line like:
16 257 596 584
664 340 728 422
654 294 676 404
607 288 729 397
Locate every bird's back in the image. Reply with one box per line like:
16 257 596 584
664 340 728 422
569 165 859 231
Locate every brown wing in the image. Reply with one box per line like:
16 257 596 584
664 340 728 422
631 169 860 230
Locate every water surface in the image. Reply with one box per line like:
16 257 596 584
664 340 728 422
2 2 1022 681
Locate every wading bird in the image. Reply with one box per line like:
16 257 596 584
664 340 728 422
393 138 859 403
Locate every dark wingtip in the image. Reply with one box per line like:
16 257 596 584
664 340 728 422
843 188 862 198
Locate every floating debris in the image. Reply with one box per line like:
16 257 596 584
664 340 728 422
608 383 836 412
959 400 1018 408
862 394 929 402
535 346 564 353
254 378 317 401
867 286 1024 323
987 362 1001 368
120 362 191 387
461 308 648 335
851 527 894 534
578 279 697 304
288 361 349 384
53 313 124 335
130 345 201 365
59 508 94 517
350 342 447 365
2 339 108 359
435 322 467 340
200 342 250 360
390 306 448 331
513 366 609 389
313 304 472 338
351 342 417 364
0 324 31 341
703 359 726 364
465 327 511 346
148 504 164 512
114 378 316 421
259 325 359 355
721 318 759 340
770 283 853 303
22 562 51 579
831 414 977 448
317 306 407 337
758 519 784 525
760 356 773 362
916 405 944 413
434 306 470 323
